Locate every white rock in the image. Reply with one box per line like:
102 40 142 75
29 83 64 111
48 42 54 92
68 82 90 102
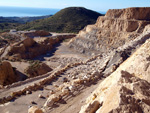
44 94 60 107
62 87 69 95
69 85 76 92
38 94 44 98
28 106 43 113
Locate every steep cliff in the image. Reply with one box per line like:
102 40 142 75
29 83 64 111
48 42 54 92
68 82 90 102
68 7 150 56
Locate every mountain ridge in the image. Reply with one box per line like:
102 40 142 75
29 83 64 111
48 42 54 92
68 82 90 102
17 7 103 33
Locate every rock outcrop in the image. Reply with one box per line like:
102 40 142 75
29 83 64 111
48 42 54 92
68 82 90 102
69 7 150 56
1 7 150 113
25 62 52 77
1 34 76 60
79 38 150 113
106 7 150 20
0 61 18 86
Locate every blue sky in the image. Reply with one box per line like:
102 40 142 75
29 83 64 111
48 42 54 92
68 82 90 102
0 0 150 11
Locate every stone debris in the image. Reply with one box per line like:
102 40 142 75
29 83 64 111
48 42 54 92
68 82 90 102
79 38 150 113
61 87 70 96
62 77 68 83
49 90 55 94
1 7 150 113
38 94 44 98
68 85 76 92
44 94 60 107
28 106 43 113
26 90 32 94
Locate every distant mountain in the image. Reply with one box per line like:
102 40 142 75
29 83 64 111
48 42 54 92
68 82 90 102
0 15 52 32
18 7 103 33
4 15 52 24
0 17 18 23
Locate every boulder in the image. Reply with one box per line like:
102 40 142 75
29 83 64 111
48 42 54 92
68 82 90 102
0 61 18 86
28 106 43 113
38 94 44 98
44 94 60 107
62 87 70 95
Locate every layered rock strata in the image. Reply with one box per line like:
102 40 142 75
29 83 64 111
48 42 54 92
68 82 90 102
69 7 150 56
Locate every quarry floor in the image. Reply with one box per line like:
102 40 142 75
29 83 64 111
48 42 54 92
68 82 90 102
0 39 103 113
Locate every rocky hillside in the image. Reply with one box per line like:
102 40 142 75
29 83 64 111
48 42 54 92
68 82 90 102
4 15 51 24
80 36 150 113
1 7 150 113
17 7 103 33
0 15 51 32
68 7 150 56
1 34 75 60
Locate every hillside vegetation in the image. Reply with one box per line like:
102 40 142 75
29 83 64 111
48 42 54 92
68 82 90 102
0 17 20 32
0 15 51 32
5 15 51 24
18 7 103 33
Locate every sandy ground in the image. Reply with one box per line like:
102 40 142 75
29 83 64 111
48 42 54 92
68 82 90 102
49 79 103 113
0 38 102 113
0 75 103 113
10 61 29 74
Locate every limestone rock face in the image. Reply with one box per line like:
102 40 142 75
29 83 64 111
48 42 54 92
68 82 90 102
106 7 150 20
68 7 150 56
79 39 150 113
0 61 17 86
